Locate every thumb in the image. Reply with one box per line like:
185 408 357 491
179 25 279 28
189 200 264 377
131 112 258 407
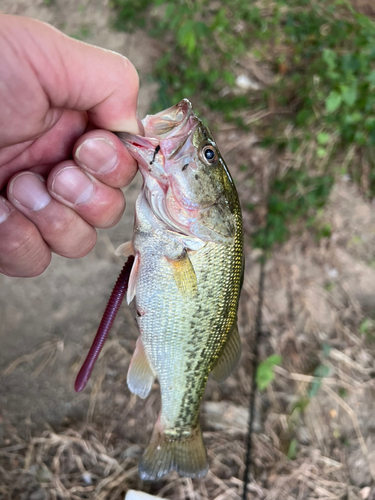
0 15 140 135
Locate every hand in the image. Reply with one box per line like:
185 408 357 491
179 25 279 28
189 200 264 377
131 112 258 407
0 15 140 277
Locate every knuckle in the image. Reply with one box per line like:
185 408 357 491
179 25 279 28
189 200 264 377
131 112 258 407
45 211 96 258
6 229 38 260
48 210 76 237
64 230 97 259
21 257 50 278
97 198 125 229
0 234 51 277
0 211 51 277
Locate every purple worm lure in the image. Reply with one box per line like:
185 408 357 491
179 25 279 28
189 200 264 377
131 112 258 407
74 256 135 392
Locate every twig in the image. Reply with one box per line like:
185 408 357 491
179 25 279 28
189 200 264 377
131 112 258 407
273 365 357 391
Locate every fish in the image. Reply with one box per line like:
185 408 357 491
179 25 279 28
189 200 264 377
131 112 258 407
74 99 244 481
115 99 244 481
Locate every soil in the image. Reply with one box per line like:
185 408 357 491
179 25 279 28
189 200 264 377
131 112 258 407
1 1 375 499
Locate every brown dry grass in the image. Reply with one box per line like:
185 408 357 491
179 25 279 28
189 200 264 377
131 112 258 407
1 241 374 500
0 401 367 499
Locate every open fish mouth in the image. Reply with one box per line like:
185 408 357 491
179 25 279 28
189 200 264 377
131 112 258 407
143 98 195 139
116 99 198 179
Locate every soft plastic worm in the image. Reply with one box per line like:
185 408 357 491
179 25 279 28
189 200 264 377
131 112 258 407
74 256 135 392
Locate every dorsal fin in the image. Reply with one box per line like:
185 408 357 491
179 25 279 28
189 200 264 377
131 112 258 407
211 323 241 383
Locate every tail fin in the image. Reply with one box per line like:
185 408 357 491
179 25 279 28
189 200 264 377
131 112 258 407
138 418 208 481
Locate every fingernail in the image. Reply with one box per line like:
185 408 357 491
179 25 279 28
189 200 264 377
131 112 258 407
11 173 51 211
52 166 94 205
76 138 118 174
0 196 11 223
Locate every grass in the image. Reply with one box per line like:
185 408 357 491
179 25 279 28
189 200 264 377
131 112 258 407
0 403 367 498
111 0 375 251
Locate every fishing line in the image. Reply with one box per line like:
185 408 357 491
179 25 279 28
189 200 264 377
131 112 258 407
242 254 266 500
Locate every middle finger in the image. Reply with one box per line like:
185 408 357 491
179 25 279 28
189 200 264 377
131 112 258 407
73 129 138 189
47 161 126 229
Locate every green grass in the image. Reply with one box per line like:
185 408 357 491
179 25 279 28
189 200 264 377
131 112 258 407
111 0 375 249
252 169 333 250
256 354 283 391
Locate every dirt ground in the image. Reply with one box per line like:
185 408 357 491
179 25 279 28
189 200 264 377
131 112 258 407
1 1 375 500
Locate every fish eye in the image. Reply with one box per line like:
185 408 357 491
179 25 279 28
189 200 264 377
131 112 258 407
205 148 215 160
201 144 218 165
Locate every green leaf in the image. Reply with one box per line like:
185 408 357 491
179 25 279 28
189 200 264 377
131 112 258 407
309 364 330 398
360 318 374 334
344 112 362 124
165 3 175 18
177 22 197 56
256 354 282 391
315 364 330 377
340 85 357 106
317 147 327 158
287 438 297 460
322 48 336 71
317 132 330 145
367 70 375 86
322 342 332 357
223 71 235 85
326 91 342 113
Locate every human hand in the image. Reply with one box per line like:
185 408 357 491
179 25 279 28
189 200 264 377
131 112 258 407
0 15 140 277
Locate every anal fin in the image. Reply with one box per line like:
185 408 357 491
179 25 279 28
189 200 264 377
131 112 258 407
167 251 197 299
211 324 241 383
139 417 208 480
127 337 155 399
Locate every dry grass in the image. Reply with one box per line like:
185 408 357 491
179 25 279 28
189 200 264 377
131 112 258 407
0 411 366 500
1 243 373 500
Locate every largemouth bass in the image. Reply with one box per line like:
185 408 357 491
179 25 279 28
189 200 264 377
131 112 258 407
116 99 243 480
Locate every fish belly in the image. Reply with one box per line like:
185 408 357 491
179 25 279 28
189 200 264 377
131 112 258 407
135 241 235 430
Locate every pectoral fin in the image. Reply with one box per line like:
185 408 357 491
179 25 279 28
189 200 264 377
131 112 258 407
127 337 156 399
127 253 139 304
167 251 197 298
115 240 134 258
211 324 241 383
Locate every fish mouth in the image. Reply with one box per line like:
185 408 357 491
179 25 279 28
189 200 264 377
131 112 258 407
116 132 167 182
143 98 195 139
116 99 198 176
116 133 159 152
